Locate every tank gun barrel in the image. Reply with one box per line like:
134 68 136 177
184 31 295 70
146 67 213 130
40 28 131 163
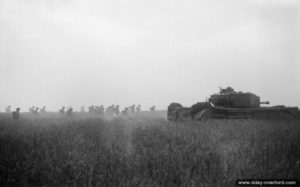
260 101 270 105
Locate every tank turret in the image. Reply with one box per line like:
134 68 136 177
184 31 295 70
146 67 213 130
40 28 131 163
209 87 261 108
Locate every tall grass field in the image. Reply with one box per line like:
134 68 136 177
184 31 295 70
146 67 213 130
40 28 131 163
0 112 299 186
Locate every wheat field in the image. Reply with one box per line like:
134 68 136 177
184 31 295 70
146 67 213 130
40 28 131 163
0 112 299 186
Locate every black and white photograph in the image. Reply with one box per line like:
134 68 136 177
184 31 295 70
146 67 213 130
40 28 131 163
0 0 299 186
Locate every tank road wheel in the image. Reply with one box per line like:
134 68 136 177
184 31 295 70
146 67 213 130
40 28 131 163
190 102 209 120
252 110 296 120
194 109 213 120
286 108 300 120
167 103 182 121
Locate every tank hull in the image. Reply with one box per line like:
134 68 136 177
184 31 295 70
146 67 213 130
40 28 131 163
168 87 300 121
168 102 300 121
206 105 300 120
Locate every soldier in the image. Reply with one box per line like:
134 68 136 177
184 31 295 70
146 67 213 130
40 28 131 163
5 105 11 113
12 108 20 119
114 105 120 116
59 106 65 114
40 106 46 113
130 104 136 112
110 104 115 116
106 105 114 116
136 105 141 112
94 106 98 114
88 106 94 114
121 107 129 115
150 105 156 112
33 107 39 115
67 107 73 116
96 106 103 115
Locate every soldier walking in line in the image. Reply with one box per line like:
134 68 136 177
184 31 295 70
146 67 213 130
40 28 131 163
106 105 115 116
105 105 110 114
114 105 120 116
130 104 136 112
88 106 94 114
40 106 46 113
150 105 156 112
59 106 65 114
121 107 129 115
33 107 39 115
67 107 73 116
95 106 100 114
136 105 141 112
12 108 21 119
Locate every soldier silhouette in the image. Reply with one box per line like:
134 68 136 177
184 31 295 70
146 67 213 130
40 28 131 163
67 107 73 116
12 108 20 119
130 104 136 112
33 107 39 115
88 106 94 114
136 105 141 112
59 106 65 114
121 107 129 115
114 105 120 116
40 106 46 113
150 105 156 112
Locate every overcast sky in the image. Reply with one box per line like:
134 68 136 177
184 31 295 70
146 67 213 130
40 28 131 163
0 0 299 111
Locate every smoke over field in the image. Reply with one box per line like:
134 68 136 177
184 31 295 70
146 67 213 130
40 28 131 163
0 112 299 186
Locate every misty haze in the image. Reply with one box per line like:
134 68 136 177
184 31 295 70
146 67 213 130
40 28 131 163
1 0 300 186
1 0 299 111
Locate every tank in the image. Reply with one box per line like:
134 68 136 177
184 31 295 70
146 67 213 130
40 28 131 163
168 87 300 121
